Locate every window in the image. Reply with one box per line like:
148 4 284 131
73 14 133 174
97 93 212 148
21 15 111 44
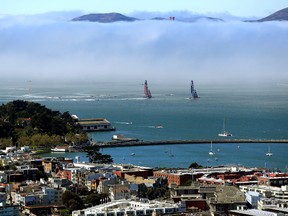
136 210 144 216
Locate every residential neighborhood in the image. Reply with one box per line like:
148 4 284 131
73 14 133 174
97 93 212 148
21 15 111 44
0 146 287 216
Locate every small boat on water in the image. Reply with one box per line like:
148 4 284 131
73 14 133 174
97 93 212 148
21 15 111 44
112 134 139 142
155 125 163 129
218 118 232 137
266 144 273 156
209 141 215 156
190 80 199 99
51 145 69 152
144 80 152 98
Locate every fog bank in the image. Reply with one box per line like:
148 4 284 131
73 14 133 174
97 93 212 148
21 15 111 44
1 13 288 87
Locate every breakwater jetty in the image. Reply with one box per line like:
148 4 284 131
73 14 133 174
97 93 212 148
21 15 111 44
95 139 288 148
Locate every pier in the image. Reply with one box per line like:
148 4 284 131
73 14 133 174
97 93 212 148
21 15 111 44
95 139 288 148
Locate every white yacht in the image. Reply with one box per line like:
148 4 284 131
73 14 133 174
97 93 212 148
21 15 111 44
218 118 232 137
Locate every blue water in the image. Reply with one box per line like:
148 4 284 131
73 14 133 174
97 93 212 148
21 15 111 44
1 82 288 171
42 143 286 171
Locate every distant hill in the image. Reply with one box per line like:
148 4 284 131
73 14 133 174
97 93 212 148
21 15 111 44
71 12 223 23
245 7 288 22
71 12 138 23
71 9 288 24
258 7 288 22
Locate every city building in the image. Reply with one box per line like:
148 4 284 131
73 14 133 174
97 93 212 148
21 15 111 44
240 185 288 201
72 199 185 216
76 118 115 132
153 170 192 186
0 204 20 216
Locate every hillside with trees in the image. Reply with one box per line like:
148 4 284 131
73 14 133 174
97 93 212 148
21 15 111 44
0 100 87 148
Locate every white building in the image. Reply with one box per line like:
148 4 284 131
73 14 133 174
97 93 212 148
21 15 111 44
72 199 185 216
229 209 281 216
76 118 115 132
109 184 131 201
240 185 288 201
246 191 261 209
257 198 288 211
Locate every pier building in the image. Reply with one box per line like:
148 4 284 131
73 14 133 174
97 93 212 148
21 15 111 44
76 118 115 132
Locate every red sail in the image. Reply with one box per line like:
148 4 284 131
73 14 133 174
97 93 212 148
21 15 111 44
144 80 152 98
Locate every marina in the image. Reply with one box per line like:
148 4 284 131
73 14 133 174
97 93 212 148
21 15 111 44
39 142 287 171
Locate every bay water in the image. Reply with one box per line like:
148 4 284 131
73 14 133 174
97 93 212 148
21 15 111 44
1 82 287 171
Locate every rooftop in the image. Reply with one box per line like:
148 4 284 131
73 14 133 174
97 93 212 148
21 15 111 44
229 209 278 216
77 118 111 125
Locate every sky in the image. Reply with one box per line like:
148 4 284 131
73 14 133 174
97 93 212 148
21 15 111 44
0 1 288 87
0 0 287 17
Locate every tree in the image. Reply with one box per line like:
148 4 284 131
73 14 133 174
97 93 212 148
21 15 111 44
85 193 109 206
0 100 87 146
82 146 113 164
59 209 71 216
62 190 84 212
0 121 13 138
189 162 203 169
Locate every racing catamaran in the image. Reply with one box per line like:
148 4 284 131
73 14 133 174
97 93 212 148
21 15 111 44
190 80 199 99
144 80 152 98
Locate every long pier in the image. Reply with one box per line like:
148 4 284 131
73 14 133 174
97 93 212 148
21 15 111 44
96 139 288 148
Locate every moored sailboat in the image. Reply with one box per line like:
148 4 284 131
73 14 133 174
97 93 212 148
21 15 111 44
218 118 232 137
169 149 174 157
266 144 273 156
209 141 215 155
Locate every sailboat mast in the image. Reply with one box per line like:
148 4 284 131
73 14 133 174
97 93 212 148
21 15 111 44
191 80 194 94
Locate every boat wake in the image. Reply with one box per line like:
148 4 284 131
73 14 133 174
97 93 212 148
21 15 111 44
139 125 164 129
114 121 133 125
19 93 150 102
